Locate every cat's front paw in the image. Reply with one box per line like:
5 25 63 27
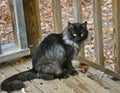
58 73 69 79
69 70 78 76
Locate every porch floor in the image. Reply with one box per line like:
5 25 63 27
0 58 115 93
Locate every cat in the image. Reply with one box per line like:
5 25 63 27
1 21 88 92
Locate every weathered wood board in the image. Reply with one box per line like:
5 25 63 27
0 58 111 93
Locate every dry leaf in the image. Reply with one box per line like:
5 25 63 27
79 63 89 73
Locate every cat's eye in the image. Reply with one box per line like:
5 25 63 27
81 33 84 37
73 33 77 37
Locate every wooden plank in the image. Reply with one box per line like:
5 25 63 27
0 48 29 63
15 58 103 93
73 0 84 57
32 79 76 93
0 64 8 93
24 60 77 93
62 77 87 93
88 67 120 93
52 0 62 33
76 56 120 80
0 62 22 93
0 91 7 93
1 42 16 50
0 42 30 63
8 59 43 93
22 0 42 55
10 59 76 93
0 58 111 93
63 75 110 93
101 77 120 93
93 0 104 66
75 75 110 93
0 57 112 93
112 0 120 73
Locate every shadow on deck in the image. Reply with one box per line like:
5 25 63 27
0 58 119 93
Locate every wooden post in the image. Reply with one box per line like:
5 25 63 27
112 0 120 73
73 0 84 57
93 0 104 66
73 0 82 22
22 0 42 55
0 43 2 54
52 0 62 33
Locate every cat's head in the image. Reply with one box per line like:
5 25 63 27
67 21 88 42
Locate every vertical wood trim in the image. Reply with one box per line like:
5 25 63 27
8 0 18 45
14 0 28 49
73 0 84 57
0 43 2 54
112 0 120 73
93 0 104 66
23 0 42 55
52 0 62 33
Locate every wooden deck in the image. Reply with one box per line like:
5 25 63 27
0 58 117 93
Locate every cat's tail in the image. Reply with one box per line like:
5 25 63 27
1 69 37 92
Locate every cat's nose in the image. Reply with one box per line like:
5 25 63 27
76 36 79 40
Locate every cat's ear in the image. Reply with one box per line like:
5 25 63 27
82 21 87 28
68 22 74 31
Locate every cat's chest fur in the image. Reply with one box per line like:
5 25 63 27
62 30 83 58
